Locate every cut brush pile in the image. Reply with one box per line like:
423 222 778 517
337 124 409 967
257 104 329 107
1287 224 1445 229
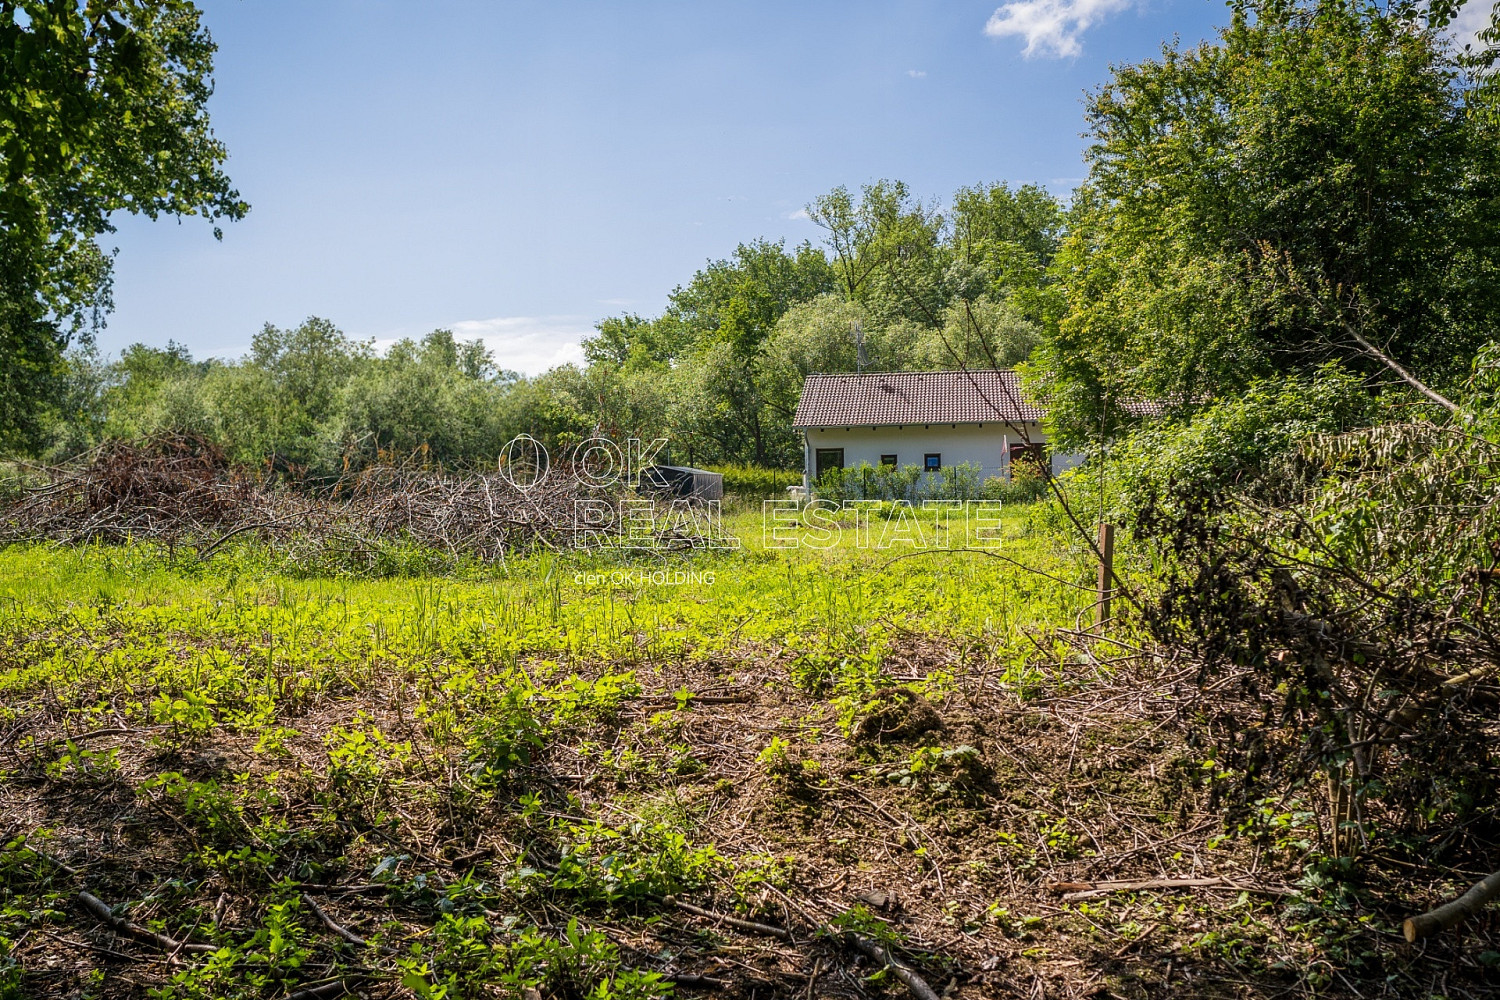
0 434 688 562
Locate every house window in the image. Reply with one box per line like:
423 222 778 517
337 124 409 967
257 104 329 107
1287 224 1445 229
880 454 897 466
815 448 844 480
924 453 941 471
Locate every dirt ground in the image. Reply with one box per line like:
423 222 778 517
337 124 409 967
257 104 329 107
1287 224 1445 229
4 635 1499 999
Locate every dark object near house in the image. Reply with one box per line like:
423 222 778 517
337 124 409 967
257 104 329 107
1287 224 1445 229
643 465 723 501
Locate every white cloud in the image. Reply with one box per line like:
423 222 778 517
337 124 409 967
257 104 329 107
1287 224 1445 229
385 315 589 375
984 0 1137 58
1453 0 1496 51
786 207 810 221
907 69 927 78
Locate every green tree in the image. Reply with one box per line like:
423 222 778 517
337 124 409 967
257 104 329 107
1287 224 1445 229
190 318 369 471
338 329 512 467
582 312 693 370
1028 0 1500 447
100 341 211 438
807 180 948 327
661 239 834 465
916 296 1040 371
949 182 1064 268
0 1 246 452
759 295 915 429
947 182 1065 322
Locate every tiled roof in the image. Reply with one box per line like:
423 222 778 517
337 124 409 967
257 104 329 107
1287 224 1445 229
792 370 1046 429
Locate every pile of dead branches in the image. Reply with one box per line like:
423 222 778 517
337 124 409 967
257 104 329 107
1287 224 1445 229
0 435 298 548
331 460 623 561
0 434 678 560
1121 409 1500 868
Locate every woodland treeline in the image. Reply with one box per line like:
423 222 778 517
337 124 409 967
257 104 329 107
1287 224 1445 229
26 177 1059 474
9 3 1498 485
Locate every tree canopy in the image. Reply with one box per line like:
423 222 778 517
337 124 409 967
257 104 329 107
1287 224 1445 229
1028 0 1500 446
26 0 1500 481
0 0 245 451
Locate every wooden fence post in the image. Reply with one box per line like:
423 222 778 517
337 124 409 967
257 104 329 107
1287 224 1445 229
1095 522 1115 629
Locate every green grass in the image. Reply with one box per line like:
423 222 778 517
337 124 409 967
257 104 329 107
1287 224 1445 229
4 503 1465 998
0 506 1095 679
0 502 1112 998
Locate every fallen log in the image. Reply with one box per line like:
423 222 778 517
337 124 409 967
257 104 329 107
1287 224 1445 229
1403 871 1500 942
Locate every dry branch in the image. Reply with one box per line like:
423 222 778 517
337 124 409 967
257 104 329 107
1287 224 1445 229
844 932 942 1000
662 894 940 1000
301 893 394 954
286 982 352 1000
1403 871 1500 942
0 433 710 559
663 895 793 940
1053 877 1226 901
665 972 731 990
76 891 217 956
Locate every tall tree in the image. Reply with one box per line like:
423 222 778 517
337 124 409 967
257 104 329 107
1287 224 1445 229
949 181 1064 269
664 239 834 464
0 0 246 453
807 180 948 327
1028 0 1500 447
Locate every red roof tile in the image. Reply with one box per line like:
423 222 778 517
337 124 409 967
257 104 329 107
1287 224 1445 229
792 370 1045 428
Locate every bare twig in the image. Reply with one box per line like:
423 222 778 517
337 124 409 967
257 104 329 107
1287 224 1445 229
844 931 942 1000
301 893 395 955
663 895 793 940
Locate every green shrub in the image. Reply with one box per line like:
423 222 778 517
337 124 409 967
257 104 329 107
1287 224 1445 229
1081 364 1377 527
982 460 1049 504
1098 364 1500 853
814 461 991 503
535 820 723 906
706 463 800 499
495 918 672 1000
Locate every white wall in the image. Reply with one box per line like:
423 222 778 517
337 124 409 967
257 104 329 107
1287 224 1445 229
802 422 1076 485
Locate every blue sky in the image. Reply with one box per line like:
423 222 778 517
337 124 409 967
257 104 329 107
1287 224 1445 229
93 1 1331 371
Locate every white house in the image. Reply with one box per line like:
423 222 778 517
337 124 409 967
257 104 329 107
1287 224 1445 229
791 369 1081 491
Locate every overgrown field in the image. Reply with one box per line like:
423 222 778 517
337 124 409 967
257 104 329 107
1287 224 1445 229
0 509 1494 999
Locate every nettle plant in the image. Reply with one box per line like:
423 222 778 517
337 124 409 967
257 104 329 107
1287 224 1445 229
153 893 314 1000
150 690 219 750
758 735 823 789
325 714 414 809
535 819 724 907
43 739 120 783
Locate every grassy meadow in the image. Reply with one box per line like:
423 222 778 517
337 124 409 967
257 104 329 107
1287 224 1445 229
0 503 1482 999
